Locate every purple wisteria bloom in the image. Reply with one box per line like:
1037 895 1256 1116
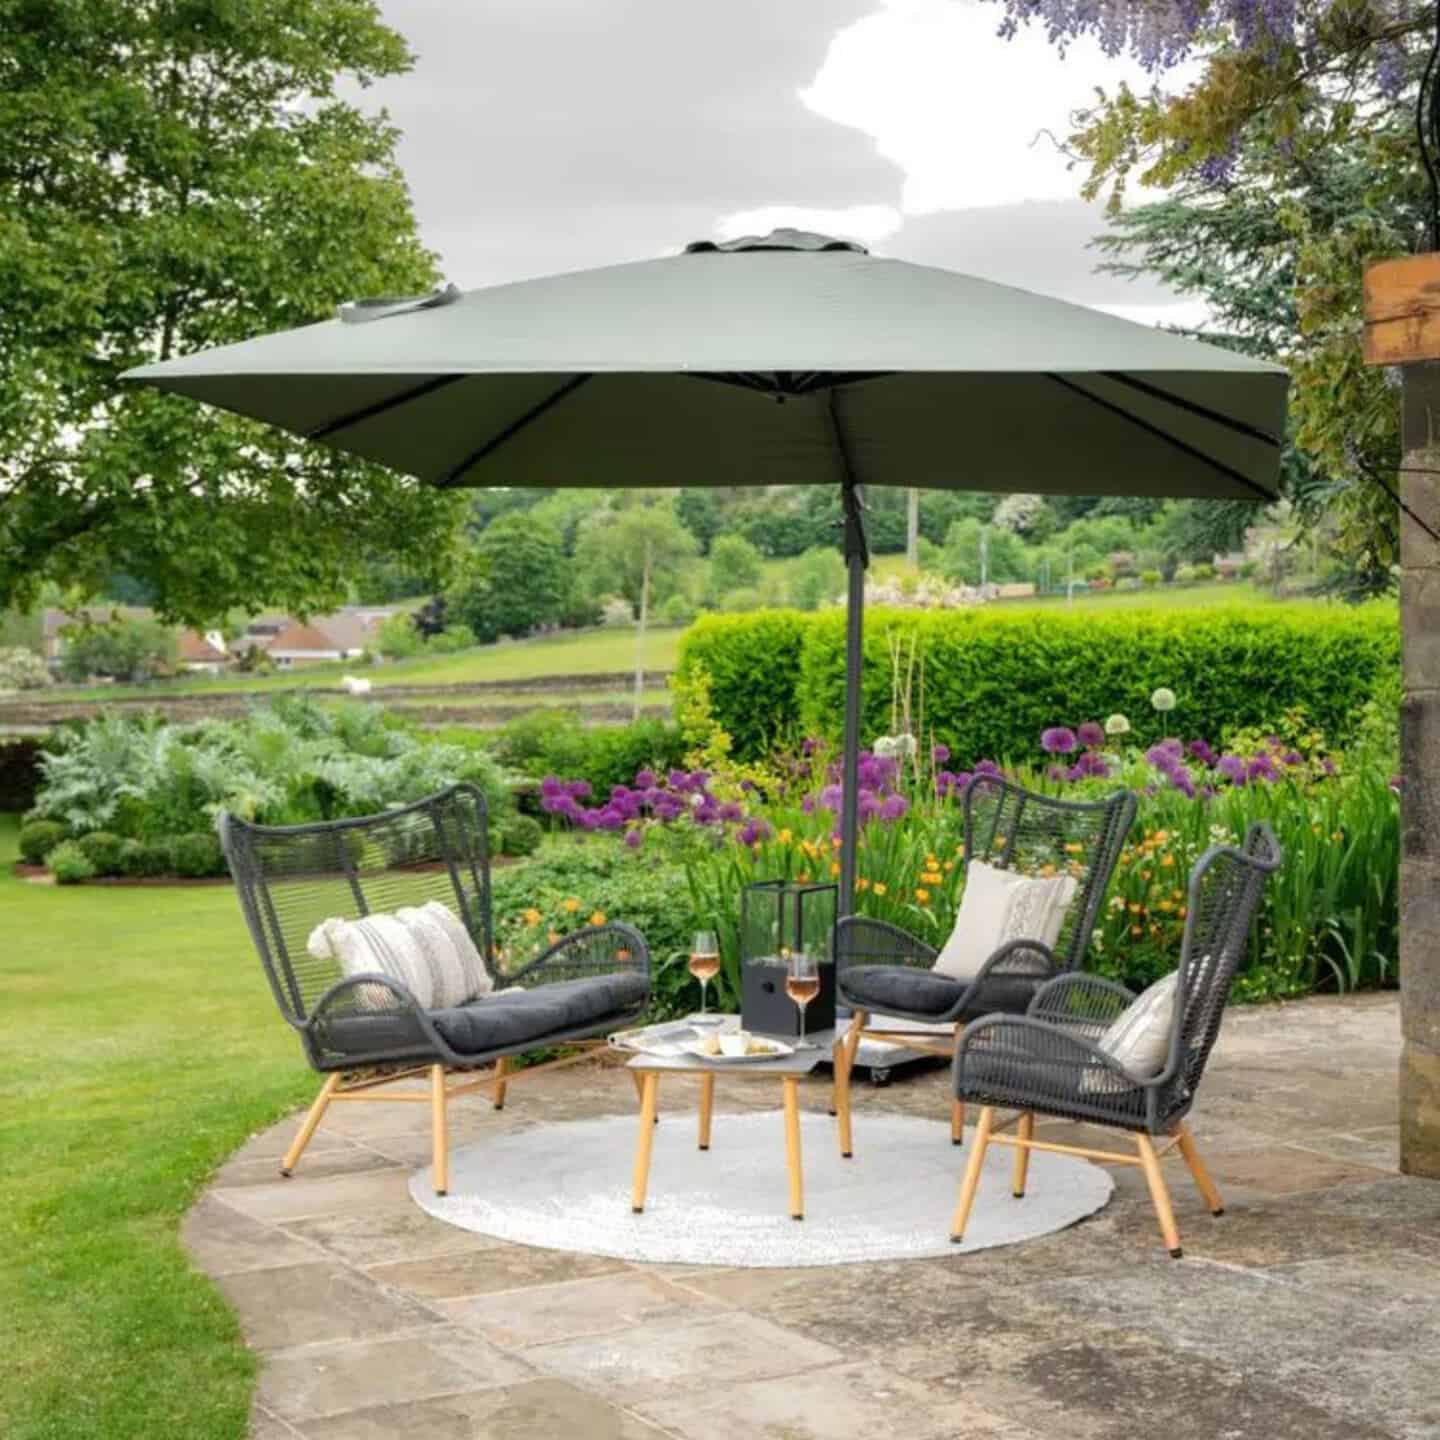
1041 726 1078 755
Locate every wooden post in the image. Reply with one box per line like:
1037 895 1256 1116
1365 255 1440 1178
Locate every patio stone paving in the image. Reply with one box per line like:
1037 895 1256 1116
185 993 1440 1439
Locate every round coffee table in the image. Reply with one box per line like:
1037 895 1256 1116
626 1026 838 1221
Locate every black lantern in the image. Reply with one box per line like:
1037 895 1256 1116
739 880 837 1038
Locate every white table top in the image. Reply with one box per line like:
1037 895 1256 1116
626 1022 841 1076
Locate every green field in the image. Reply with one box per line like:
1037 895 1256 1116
0 814 311 1438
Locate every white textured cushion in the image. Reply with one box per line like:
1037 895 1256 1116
411 900 492 999
1089 971 1178 1089
931 863 1079 983
307 913 445 1011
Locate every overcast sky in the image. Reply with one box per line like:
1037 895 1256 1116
366 0 1197 324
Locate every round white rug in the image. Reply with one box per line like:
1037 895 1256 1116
409 1111 1113 1268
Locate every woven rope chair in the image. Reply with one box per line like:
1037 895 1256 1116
831 775 1136 1156
948 822 1281 1258
220 783 650 1194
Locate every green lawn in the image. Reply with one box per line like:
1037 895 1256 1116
0 815 312 1439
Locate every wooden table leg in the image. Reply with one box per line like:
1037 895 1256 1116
835 1010 865 1159
631 1072 660 1213
951 1098 966 1147
783 1076 804 1220
698 1072 714 1150
1012 1111 1034 1198
492 1055 510 1111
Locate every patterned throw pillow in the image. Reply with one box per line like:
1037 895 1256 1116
403 901 493 1000
1085 971 1178 1092
931 862 1079 983
307 913 446 1011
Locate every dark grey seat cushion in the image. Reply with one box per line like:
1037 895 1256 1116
840 965 1042 1020
429 972 649 1056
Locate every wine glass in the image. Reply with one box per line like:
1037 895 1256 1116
689 930 721 1019
785 950 820 1046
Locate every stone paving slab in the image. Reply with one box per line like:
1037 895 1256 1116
165 994 1440 1438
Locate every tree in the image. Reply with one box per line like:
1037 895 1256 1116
575 501 698 717
788 546 846 610
991 0 1428 587
446 514 568 644
59 617 176 682
675 489 725 553
1 3 463 624
941 519 1028 585
706 533 763 597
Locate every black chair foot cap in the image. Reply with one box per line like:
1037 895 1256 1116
279 1167 292 1178
1012 1190 1026 1199
434 1189 447 1197
698 1144 709 1151
1212 1207 1225 1217
493 1103 504 1112
841 1151 852 1159
1168 1247 1183 1260
632 1206 644 1214
827 1107 837 1116
950 1233 964 1244
952 1138 963 1146
792 1214 804 1221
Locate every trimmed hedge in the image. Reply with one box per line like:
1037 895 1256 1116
18 819 68 865
678 602 1399 763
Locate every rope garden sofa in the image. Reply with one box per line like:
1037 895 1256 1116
949 822 1281 1257
220 783 650 1194
831 775 1136 1157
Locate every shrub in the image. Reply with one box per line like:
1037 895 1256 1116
170 832 225 878
426 624 476 654
18 819 68 865
493 710 687 797
657 593 697 626
375 612 423 658
58 617 176 682
47 840 96 885
76 831 126 875
681 603 1400 763
119 838 172 878
0 646 51 690
1139 569 1161 587
499 814 544 858
719 587 762 613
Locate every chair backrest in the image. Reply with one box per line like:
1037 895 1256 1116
962 774 1137 970
1165 823 1282 1103
219 783 492 1026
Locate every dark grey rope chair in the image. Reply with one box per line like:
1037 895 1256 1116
220 783 650 1194
832 775 1136 1156
949 822 1281 1258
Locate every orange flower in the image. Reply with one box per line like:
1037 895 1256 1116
563 897 580 913
830 861 840 877
548 930 560 944
522 907 542 926
915 887 931 904
856 877 870 892
589 910 607 926
873 882 888 897
778 828 793 844
1161 854 1175 868
1130 924 1143 937
798 872 811 883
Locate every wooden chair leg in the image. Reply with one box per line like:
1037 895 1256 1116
280 1073 341 1177
431 1063 449 1196
492 1055 510 1111
1136 1132 1184 1258
835 1009 866 1159
631 1072 660 1213
951 1098 966 1146
698 1073 714 1151
1174 1122 1224 1216
950 1105 994 1242
1012 1111 1034 1198
783 1076 804 1220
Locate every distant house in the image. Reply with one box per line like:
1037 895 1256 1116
176 630 231 675
258 607 398 667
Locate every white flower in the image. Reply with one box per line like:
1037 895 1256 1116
894 732 918 758
1104 713 1132 736
873 735 898 758
1150 687 1177 713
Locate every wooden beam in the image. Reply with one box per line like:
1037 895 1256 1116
1363 254 1440 365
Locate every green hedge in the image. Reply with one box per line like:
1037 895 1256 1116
679 602 1399 762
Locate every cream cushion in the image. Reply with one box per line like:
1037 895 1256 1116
306 901 491 1011
1087 971 1178 1090
931 862 1079 983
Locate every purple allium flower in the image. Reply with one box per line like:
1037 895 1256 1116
1072 751 1111 779
576 809 602 831
688 770 711 790
633 768 655 789
932 743 951 764
819 783 843 812
667 769 688 790
879 793 909 821
801 737 820 755
974 759 1001 777
1187 739 1215 766
566 779 592 800
1322 757 1336 776
718 801 743 822
624 826 644 849
1216 754 1248 785
737 819 772 846
1281 750 1303 767
952 770 972 794
1077 721 1105 748
739 778 755 793
1041 726 1078 755
1247 754 1279 783
800 793 816 814
1169 768 1197 798
858 791 881 819
541 775 563 795
1146 743 1180 773
1047 764 1068 782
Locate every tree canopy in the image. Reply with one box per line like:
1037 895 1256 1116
1 0 464 624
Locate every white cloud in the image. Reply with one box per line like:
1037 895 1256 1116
799 0 1171 214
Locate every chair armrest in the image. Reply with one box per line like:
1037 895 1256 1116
954 1012 1154 1104
1027 973 1135 1037
506 921 651 987
835 915 938 971
947 939 1060 1014
306 972 452 1055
